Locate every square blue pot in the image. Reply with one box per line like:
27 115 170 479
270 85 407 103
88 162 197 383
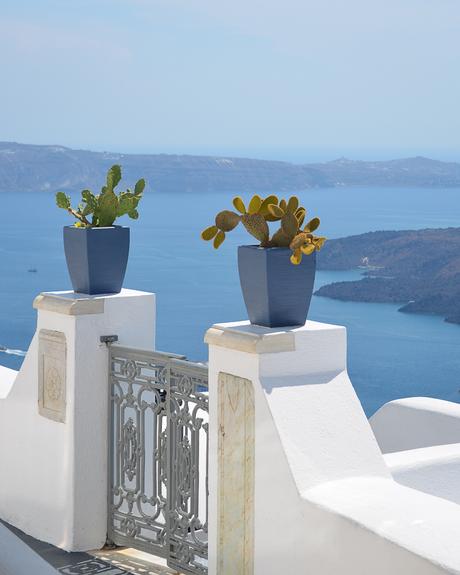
63 226 130 295
238 245 316 327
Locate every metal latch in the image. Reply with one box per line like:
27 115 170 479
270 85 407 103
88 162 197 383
100 335 119 345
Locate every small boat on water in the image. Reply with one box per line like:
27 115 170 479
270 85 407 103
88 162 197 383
0 346 26 356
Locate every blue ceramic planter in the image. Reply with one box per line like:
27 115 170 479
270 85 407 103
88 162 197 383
238 245 316 328
63 226 130 295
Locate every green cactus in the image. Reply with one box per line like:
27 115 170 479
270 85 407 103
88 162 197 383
96 187 118 227
201 193 326 264
55 165 145 227
56 192 71 210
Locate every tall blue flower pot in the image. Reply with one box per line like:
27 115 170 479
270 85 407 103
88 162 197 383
63 226 130 295
238 245 316 328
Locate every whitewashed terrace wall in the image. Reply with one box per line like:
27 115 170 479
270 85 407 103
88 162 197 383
0 289 155 551
370 397 460 453
206 320 460 575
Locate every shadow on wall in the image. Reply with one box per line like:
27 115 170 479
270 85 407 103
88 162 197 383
261 370 343 393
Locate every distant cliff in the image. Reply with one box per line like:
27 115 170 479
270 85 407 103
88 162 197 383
0 142 326 193
311 156 460 188
316 228 460 324
2 142 460 193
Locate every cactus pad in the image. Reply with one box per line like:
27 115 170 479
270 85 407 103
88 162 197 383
215 210 241 231
259 195 279 216
241 214 270 244
287 196 299 213
267 204 284 219
290 249 302 265
201 225 219 241
56 192 71 210
269 228 291 247
232 196 246 214
213 230 225 249
248 195 263 214
281 212 299 240
305 217 320 233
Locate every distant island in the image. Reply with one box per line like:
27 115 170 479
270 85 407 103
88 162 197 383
316 228 460 325
2 141 460 193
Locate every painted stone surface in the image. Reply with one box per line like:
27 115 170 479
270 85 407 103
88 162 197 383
217 372 254 575
38 329 67 423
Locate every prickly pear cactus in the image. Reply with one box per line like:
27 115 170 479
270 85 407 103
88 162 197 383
241 213 270 245
201 193 326 263
55 165 145 228
215 210 240 231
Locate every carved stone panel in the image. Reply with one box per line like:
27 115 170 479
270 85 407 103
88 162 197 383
217 372 255 575
38 329 67 423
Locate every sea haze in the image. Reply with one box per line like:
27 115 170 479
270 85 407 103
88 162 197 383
1 186 460 416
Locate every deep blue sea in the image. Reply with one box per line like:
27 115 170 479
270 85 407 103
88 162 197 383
1 187 460 416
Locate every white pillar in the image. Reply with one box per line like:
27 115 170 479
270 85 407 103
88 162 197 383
0 289 155 551
205 320 388 575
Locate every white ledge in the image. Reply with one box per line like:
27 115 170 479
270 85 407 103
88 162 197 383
385 443 460 505
33 289 152 316
305 476 460 573
204 319 343 354
370 397 460 453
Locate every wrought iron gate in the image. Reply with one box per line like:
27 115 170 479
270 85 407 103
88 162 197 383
108 345 209 575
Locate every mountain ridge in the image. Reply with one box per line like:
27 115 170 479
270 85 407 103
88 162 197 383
1 141 460 193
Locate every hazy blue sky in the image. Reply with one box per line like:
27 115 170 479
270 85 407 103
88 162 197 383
1 0 459 161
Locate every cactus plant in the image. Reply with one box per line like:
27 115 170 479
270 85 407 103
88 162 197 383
55 165 145 227
201 194 326 264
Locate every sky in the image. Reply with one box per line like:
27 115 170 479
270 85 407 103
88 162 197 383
1 0 460 161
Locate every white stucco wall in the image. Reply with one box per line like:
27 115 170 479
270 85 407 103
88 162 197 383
3 296 460 571
0 365 17 399
370 397 460 454
0 289 155 551
306 477 460 575
385 443 460 505
206 320 460 575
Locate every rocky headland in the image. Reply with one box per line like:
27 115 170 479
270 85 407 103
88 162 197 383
316 228 460 324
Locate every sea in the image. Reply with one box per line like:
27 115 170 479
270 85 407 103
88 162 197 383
1 186 460 416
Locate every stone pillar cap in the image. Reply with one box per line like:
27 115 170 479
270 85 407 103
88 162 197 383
205 320 344 354
33 289 154 316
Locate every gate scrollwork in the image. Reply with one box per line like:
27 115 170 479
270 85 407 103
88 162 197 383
108 347 208 575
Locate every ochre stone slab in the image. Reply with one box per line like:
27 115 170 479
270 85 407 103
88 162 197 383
218 372 255 575
38 329 67 423
33 293 104 316
205 325 295 354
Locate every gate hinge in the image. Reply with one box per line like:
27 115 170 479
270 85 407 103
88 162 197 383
100 335 119 345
